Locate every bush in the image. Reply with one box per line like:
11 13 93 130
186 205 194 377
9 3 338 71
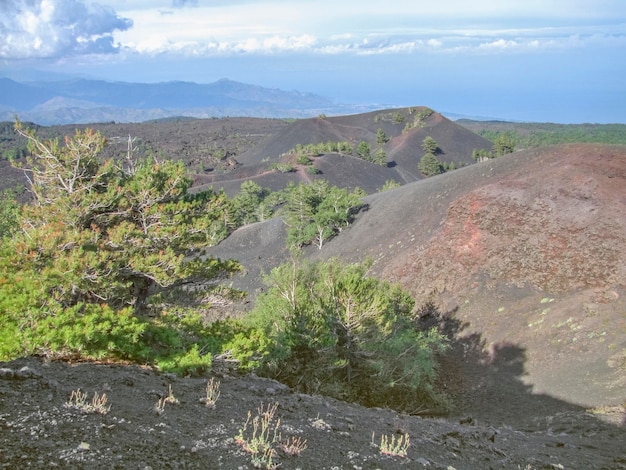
243 258 448 412
380 180 401 192
0 261 147 361
269 162 295 173
356 141 371 160
296 155 311 165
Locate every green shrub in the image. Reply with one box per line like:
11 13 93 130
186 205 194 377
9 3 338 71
0 267 147 361
380 180 401 192
269 162 295 173
296 155 311 165
243 258 449 412
208 321 273 371
391 112 405 124
156 344 212 376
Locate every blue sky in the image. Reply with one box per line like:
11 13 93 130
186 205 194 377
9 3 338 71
1 0 625 123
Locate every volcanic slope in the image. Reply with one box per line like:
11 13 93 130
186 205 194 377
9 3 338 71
193 107 492 195
210 143 626 424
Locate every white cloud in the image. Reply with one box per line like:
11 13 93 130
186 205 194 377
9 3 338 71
0 0 133 59
3 0 626 61
479 39 521 50
113 0 626 57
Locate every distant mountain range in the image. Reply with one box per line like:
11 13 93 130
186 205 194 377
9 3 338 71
0 77 379 125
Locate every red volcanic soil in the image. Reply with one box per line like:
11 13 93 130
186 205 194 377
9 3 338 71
314 143 626 417
208 143 626 430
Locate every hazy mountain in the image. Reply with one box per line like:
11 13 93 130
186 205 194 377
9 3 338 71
0 77 379 125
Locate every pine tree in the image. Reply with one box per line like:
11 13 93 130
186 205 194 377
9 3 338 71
493 133 516 156
11 121 238 315
421 136 439 154
418 152 443 176
356 141 371 160
281 181 364 249
376 128 389 145
372 148 387 166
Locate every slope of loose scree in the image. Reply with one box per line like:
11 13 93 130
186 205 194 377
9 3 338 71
199 107 493 195
314 143 626 418
206 143 626 427
1 356 625 469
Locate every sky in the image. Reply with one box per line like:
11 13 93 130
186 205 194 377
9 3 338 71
1 0 625 123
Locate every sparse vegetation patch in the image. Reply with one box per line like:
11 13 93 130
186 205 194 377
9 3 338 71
65 389 111 415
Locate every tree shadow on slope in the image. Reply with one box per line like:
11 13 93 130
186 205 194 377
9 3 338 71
423 304 626 430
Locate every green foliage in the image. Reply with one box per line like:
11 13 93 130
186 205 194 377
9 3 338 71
380 180 401 192
442 161 457 171
1 122 239 370
419 152 443 176
391 112 405 124
356 141 371 160
0 121 29 160
492 133 516 156
280 180 364 249
12 122 239 314
372 148 387 166
415 107 434 122
472 148 493 161
0 249 147 361
403 108 435 132
288 141 353 158
463 121 626 148
376 128 389 145
0 189 20 239
155 343 213 376
421 136 439 155
231 180 273 225
296 154 311 165
337 141 354 155
244 258 448 411
204 319 273 371
471 133 515 160
269 162 295 173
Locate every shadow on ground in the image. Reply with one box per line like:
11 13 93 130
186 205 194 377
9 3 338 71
422 305 626 431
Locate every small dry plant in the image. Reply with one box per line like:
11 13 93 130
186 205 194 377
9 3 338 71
155 384 180 415
278 435 308 456
164 384 179 405
65 389 111 415
373 431 410 458
201 377 220 408
154 397 167 415
235 402 307 469
235 402 281 469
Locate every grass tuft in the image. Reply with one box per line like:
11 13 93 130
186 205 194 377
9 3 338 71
64 389 111 415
